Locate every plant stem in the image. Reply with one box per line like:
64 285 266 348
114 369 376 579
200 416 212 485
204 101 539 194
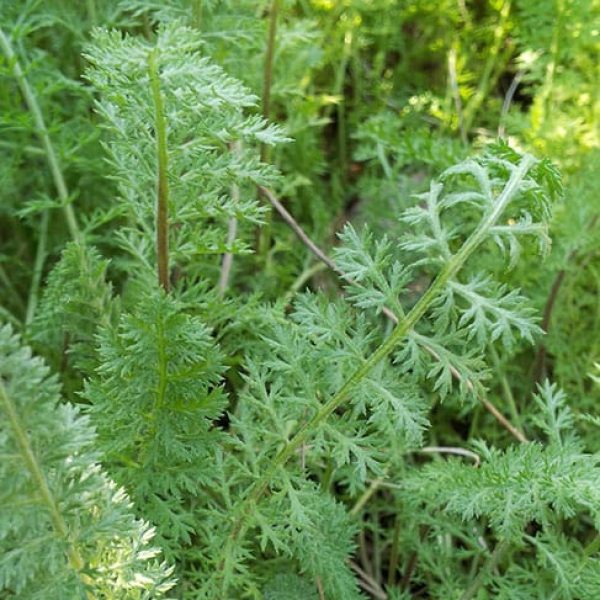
532 215 598 385
258 186 339 273
0 260 25 314
460 540 508 600
261 0 279 163
260 184 529 443
419 446 480 466
479 394 527 443
148 48 170 293
387 514 402 587
191 0 203 28
219 142 241 295
350 473 388 517
336 29 353 182
284 261 328 304
25 211 49 326
489 344 522 429
0 378 89 584
535 0 564 132
85 0 97 25
462 0 512 131
498 69 523 137
583 534 600 558
219 216 238 295
448 44 467 143
0 27 80 242
258 0 280 259
219 155 535 593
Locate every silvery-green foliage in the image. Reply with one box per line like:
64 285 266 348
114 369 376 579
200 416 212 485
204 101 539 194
398 382 600 599
263 571 319 600
29 242 116 380
336 144 560 400
1 2 598 598
193 145 561 598
84 290 227 554
0 324 174 598
84 22 288 279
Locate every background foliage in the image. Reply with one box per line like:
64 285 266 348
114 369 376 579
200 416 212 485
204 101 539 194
0 0 598 598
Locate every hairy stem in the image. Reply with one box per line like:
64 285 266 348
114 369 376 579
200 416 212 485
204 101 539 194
219 155 535 592
260 184 528 443
0 378 89 585
148 48 170 292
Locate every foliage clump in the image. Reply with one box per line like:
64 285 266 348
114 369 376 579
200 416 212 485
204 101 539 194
0 1 598 599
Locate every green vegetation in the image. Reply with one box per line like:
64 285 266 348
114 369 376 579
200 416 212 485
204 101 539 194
1 1 598 598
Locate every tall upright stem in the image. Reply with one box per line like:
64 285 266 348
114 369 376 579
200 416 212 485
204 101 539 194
148 49 170 292
258 0 280 259
0 27 81 325
26 212 49 325
218 155 535 593
261 0 279 164
0 28 80 242
462 0 512 131
0 379 88 582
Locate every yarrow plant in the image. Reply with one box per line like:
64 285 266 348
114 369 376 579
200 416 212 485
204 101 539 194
1 2 598 599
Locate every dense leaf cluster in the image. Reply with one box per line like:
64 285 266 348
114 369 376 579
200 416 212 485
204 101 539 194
0 1 598 599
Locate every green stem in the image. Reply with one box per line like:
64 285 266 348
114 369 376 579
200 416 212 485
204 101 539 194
85 0 97 25
284 261 327 304
25 211 49 326
191 0 203 28
218 155 536 593
258 0 280 259
460 540 509 600
349 473 388 517
336 29 353 183
148 48 170 292
0 260 25 314
583 533 600 558
535 0 564 132
261 0 279 163
0 378 87 579
155 317 168 414
0 27 80 242
387 514 402 587
448 44 467 144
462 0 512 131
489 343 521 429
